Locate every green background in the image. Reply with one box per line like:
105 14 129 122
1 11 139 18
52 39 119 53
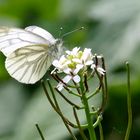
0 0 140 139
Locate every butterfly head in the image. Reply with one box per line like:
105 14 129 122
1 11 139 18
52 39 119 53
55 38 63 47
49 38 63 59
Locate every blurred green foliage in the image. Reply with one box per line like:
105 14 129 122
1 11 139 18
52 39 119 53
0 0 140 140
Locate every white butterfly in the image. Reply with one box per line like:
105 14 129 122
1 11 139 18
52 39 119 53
0 26 63 84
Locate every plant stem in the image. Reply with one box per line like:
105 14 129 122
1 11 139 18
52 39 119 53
124 62 132 140
41 80 77 140
80 80 97 140
82 94 97 140
73 107 88 140
99 122 104 140
35 124 45 140
55 87 81 109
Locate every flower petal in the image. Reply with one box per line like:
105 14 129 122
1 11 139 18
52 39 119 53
73 64 83 74
91 64 96 70
97 67 105 75
63 67 71 74
52 60 59 67
72 47 80 55
72 58 81 63
57 82 64 91
51 68 57 74
59 55 66 63
85 60 93 65
56 75 72 91
73 75 80 83
63 75 72 83
82 48 92 61
65 50 71 55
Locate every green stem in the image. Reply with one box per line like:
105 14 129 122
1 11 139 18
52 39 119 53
64 86 82 97
99 122 104 140
124 62 132 140
87 85 101 100
41 80 77 140
80 80 97 140
35 124 45 140
55 87 81 109
82 94 97 140
73 107 88 140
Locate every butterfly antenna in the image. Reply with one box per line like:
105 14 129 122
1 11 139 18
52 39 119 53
59 27 63 37
61 27 84 39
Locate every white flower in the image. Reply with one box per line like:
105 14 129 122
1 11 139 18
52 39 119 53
91 64 105 75
72 48 93 71
52 47 105 91
96 67 105 75
53 47 94 74
57 74 80 91
52 55 70 73
65 47 80 56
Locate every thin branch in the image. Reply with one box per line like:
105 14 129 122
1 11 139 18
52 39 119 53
87 84 101 100
55 87 81 109
93 115 103 128
72 79 81 95
124 62 132 140
94 54 98 66
99 122 104 140
35 123 45 140
101 57 108 111
64 85 82 97
73 107 88 140
95 69 106 113
84 74 89 92
51 74 81 97
41 80 77 140
52 74 79 88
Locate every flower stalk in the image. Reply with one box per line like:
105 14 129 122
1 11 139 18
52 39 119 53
41 80 77 140
42 47 107 139
35 123 45 140
82 90 97 140
124 62 132 140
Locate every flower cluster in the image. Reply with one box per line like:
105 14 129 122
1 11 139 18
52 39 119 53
52 47 105 91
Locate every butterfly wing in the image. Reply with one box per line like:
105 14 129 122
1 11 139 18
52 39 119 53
0 26 59 84
25 26 56 44
5 45 54 84
0 26 50 57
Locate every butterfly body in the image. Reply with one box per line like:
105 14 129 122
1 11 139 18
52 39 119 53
0 26 63 84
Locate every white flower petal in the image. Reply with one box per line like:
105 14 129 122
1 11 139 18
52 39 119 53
73 75 80 83
85 60 93 65
51 68 57 74
73 64 83 74
64 60 71 65
63 67 71 74
97 55 103 59
72 58 81 63
63 75 72 83
59 55 66 63
52 60 59 67
65 50 71 55
72 47 80 55
52 47 95 75
91 64 96 70
57 82 64 91
97 67 105 75
82 48 92 61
